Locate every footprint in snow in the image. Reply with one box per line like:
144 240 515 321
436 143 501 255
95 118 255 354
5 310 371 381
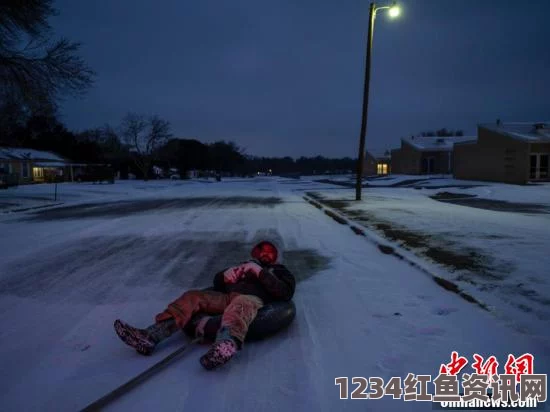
432 307 459 316
72 343 91 352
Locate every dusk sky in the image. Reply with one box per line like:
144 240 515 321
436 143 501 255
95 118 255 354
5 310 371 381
52 0 550 158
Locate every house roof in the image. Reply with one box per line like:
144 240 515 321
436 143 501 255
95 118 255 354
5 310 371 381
366 150 390 159
401 136 477 152
34 162 69 167
479 122 550 142
0 147 68 162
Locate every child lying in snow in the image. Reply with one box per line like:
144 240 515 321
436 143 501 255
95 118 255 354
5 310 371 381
114 241 296 370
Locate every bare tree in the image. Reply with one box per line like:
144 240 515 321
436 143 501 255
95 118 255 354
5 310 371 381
120 113 172 180
0 0 95 111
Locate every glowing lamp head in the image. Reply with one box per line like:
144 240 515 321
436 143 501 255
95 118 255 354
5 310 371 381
388 5 400 18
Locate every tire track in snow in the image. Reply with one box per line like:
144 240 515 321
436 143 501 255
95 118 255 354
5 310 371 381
272 186 356 411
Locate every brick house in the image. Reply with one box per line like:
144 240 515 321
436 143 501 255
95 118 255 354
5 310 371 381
391 136 476 175
453 122 550 184
364 151 391 176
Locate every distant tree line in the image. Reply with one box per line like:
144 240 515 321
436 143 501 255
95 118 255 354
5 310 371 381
0 106 356 178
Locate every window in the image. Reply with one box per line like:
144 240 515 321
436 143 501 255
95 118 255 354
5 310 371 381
377 163 389 175
530 154 549 180
530 155 537 179
22 162 29 178
422 158 434 174
540 155 549 178
33 167 44 179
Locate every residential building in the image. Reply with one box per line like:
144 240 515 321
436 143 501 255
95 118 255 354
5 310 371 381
364 151 391 176
390 136 475 175
454 122 550 184
0 147 83 183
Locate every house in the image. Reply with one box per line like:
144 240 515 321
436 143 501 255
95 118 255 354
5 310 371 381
187 170 199 179
0 150 21 187
0 147 86 183
364 151 391 176
0 147 62 184
390 135 476 175
453 121 550 184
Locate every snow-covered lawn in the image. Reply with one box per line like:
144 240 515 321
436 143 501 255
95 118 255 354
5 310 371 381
0 178 548 411
307 173 510 189
304 179 550 340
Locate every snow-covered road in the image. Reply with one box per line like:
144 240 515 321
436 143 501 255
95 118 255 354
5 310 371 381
0 178 547 411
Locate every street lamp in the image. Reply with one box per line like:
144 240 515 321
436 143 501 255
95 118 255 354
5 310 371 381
355 2 400 201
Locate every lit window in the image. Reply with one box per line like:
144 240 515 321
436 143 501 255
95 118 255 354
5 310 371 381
33 167 44 179
377 163 389 175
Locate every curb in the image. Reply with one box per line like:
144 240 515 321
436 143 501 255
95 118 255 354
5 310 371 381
2 202 65 214
323 209 347 225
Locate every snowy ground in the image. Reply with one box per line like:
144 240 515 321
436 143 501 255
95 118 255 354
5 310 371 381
0 179 216 213
304 178 550 337
308 173 500 188
0 178 548 411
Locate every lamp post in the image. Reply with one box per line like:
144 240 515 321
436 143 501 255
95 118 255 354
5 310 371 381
355 2 400 201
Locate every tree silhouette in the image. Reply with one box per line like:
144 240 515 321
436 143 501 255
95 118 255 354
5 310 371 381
120 113 172 180
0 0 95 111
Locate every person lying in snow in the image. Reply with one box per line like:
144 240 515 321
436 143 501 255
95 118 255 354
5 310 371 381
114 241 296 370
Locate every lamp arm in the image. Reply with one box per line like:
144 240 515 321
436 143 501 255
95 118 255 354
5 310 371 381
373 2 397 17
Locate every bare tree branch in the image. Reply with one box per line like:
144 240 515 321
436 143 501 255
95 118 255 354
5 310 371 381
0 1 95 111
0 0 55 45
120 113 172 180
148 115 171 156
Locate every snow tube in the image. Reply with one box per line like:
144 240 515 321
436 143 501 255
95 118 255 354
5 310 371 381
184 299 296 342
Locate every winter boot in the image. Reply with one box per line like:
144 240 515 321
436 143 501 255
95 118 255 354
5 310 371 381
199 338 238 370
114 319 159 356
